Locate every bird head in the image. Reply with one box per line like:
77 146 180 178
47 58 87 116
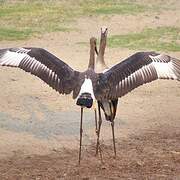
101 26 108 37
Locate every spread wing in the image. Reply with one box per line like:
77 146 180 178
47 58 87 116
0 47 80 95
95 52 180 99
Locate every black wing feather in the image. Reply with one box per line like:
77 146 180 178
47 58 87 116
0 47 80 96
95 52 180 100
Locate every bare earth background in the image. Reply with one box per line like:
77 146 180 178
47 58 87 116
0 0 180 179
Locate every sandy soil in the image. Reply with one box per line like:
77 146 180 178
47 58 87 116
0 1 180 179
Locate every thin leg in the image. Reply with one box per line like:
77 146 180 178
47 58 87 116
94 109 98 134
96 103 102 155
111 120 116 158
78 107 83 165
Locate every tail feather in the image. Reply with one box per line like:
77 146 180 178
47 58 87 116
98 99 118 122
76 93 93 108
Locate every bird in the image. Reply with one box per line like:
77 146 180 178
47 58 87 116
95 27 118 158
0 32 180 164
0 37 98 164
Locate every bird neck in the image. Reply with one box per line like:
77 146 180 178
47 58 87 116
88 44 95 69
98 35 106 66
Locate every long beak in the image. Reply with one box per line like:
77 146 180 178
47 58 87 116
95 45 98 55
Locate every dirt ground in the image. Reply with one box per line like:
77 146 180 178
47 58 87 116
0 1 180 179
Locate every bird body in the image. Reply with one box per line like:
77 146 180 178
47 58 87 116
78 78 95 99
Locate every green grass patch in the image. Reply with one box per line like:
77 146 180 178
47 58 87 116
108 27 180 52
0 1 79 40
0 28 33 40
0 0 158 41
85 2 146 15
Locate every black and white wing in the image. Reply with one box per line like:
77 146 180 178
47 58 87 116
0 47 80 96
96 52 180 99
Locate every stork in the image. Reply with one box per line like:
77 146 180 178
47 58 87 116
0 37 98 164
95 27 118 157
0 33 180 164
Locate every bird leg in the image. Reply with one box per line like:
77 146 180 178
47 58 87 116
96 103 102 156
78 107 83 164
111 120 116 158
94 108 98 134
